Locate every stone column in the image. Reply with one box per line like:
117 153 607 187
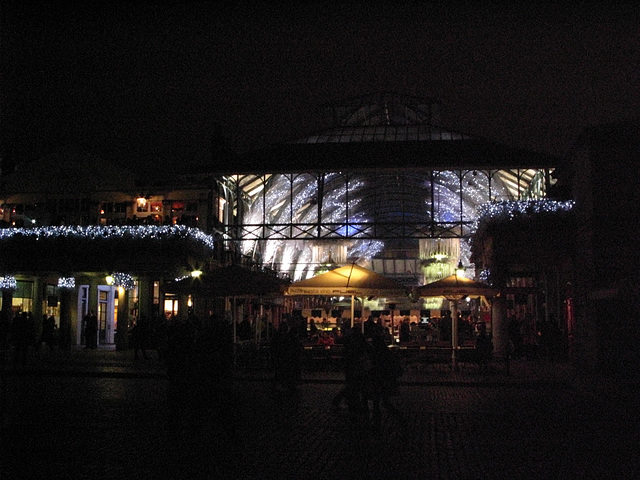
88 276 99 318
178 294 190 320
1 289 14 349
451 300 459 371
115 288 130 351
32 277 45 328
492 296 509 359
58 287 74 350
136 276 153 322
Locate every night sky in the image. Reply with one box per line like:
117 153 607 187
2 2 639 173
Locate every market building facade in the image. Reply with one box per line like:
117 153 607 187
0 148 227 349
218 93 561 347
2 93 589 361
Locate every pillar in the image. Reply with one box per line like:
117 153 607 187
32 277 45 329
178 294 190 320
58 287 74 350
451 300 459 371
492 296 508 358
1 289 14 349
88 276 100 319
115 288 130 351
136 276 154 321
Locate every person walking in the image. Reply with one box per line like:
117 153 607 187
271 321 301 392
475 323 493 374
366 332 405 428
130 316 150 360
83 310 98 349
40 314 56 351
11 312 35 367
332 327 370 421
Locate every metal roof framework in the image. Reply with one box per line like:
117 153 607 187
218 94 558 278
226 167 549 244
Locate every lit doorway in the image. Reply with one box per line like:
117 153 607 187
164 295 179 319
97 286 116 344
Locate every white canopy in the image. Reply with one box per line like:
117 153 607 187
284 264 406 298
284 264 407 331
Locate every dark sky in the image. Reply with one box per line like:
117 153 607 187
2 2 639 172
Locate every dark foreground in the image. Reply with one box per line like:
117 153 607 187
0 350 638 480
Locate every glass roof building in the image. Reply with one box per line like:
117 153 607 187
216 93 558 285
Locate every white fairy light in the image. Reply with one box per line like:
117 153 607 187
478 269 491 284
0 275 17 291
111 272 135 290
57 277 76 289
238 170 559 281
0 225 216 250
475 200 575 229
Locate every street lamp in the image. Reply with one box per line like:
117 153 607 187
456 260 465 277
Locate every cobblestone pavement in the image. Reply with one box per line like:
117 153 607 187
0 348 638 480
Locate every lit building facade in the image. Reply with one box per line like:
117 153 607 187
223 93 557 288
0 148 227 348
215 93 559 327
0 93 562 349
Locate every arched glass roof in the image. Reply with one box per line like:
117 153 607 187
319 91 442 126
228 92 557 178
295 124 474 144
227 93 559 281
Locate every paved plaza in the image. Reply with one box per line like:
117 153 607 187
0 347 638 480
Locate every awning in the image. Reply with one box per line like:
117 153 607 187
284 264 407 298
166 265 287 297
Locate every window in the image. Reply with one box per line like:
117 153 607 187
12 281 34 314
136 198 149 213
218 197 226 223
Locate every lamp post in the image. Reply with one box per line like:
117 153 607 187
450 260 465 371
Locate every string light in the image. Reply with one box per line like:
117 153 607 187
111 273 135 290
478 269 491 284
0 275 17 291
0 225 216 250
472 201 574 285
239 170 524 280
475 200 575 229
57 277 76 289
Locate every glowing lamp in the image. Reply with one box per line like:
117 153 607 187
456 260 465 277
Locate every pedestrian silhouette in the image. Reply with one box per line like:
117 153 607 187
271 321 301 392
475 323 493 373
365 332 405 428
11 312 35 367
130 315 150 359
332 327 370 421
40 314 56 351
